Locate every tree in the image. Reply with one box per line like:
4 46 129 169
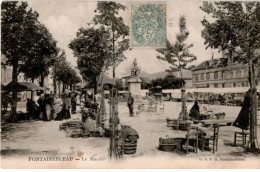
69 26 110 94
150 78 184 89
1 1 39 119
19 23 57 86
93 1 129 78
52 50 80 93
92 2 130 159
200 1 260 150
156 15 197 120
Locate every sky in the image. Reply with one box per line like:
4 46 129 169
28 1 221 78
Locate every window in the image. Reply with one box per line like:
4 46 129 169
236 70 241 77
214 84 218 88
214 71 218 79
201 73 204 80
206 73 210 80
222 83 225 88
241 83 245 87
230 71 233 78
222 71 225 78
244 69 248 76
233 83 236 87
195 74 198 81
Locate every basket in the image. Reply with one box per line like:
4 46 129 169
70 129 82 138
90 131 100 137
179 122 191 131
159 137 180 152
124 149 136 154
166 118 179 129
82 130 90 138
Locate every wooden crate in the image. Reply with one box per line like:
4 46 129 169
159 138 180 152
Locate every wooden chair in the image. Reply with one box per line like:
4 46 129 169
172 119 180 130
234 130 248 147
115 135 124 159
182 127 199 154
159 104 165 113
138 104 145 111
201 124 219 154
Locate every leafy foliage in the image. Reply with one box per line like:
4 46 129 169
142 78 184 89
200 2 260 65
1 2 39 70
53 49 81 87
156 16 197 71
69 26 110 92
93 1 129 72
19 23 57 83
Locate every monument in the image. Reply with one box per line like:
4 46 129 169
128 59 142 103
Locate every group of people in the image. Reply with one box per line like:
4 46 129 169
26 91 78 121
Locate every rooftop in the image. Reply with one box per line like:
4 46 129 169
193 58 229 71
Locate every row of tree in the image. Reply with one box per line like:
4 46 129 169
1 2 81 119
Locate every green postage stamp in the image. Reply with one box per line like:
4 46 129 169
130 3 166 48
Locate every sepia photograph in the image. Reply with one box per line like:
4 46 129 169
1 0 260 169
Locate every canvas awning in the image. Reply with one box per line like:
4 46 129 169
103 75 114 85
2 81 45 93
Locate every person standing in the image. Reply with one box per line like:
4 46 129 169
189 100 200 120
53 94 63 120
233 89 251 130
127 93 134 117
44 94 53 121
71 93 77 114
63 93 71 119
26 98 33 119
37 94 45 120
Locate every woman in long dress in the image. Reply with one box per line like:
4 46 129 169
54 94 63 120
44 94 53 121
63 93 71 119
189 100 200 120
233 90 251 130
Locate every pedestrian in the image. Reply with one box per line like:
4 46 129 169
26 98 33 119
233 89 251 130
71 93 77 114
37 94 45 120
50 91 54 99
63 93 71 119
189 100 200 120
44 94 53 121
53 94 63 120
127 93 134 117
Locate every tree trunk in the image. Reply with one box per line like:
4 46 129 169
31 78 35 101
58 82 61 97
53 73 57 94
70 83 73 91
11 60 18 121
62 82 65 93
93 76 97 95
40 72 44 87
249 59 258 150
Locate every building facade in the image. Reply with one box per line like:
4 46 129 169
192 57 260 88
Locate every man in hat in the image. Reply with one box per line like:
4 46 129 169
127 93 134 117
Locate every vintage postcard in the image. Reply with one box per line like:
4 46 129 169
1 0 260 169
